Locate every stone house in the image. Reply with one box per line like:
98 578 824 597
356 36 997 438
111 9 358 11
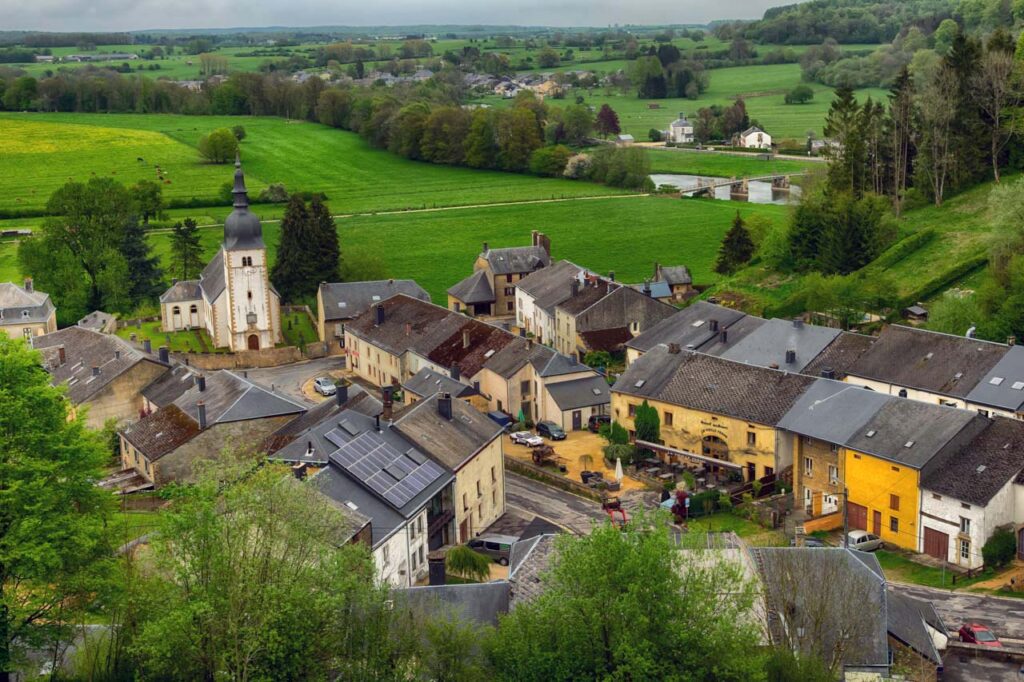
33 326 170 428
316 279 430 342
0 279 57 340
448 231 551 321
554 282 676 360
651 263 696 302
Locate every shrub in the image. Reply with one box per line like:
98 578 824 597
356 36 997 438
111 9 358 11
784 84 815 104
583 350 612 368
257 182 289 203
602 443 635 467
198 127 239 164
563 153 591 179
231 125 247 140
598 421 629 446
648 128 663 142
445 545 492 582
982 528 1016 570
528 144 573 177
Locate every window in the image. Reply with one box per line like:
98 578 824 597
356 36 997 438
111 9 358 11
476 480 482 497
507 301 514 312
521 380 531 396
932 493 942 501
504 287 514 296
462 493 468 512
803 457 813 477
747 432 756 447
506 274 513 283
492 489 497 508
247 291 253 301
960 517 971 534
497 400 503 412
890 494 900 511
961 503 971 510
382 545 390 566
419 545 425 564
411 551 417 571
172 305 180 315
664 411 673 426
828 465 838 484
628 404 637 417
853 453 862 459
22 328 31 339
417 516 423 535
491 466 496 483
891 466 900 472
890 517 899 533
960 539 970 561
830 443 839 454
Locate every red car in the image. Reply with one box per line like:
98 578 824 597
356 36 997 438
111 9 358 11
959 623 1002 647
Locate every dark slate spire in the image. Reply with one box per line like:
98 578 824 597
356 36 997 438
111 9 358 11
223 154 264 251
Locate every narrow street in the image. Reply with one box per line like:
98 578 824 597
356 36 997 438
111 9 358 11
890 582 1024 640
244 356 347 404
505 473 608 535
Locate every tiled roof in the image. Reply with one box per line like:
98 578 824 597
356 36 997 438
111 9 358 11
921 417 1024 505
396 582 510 627
578 327 633 353
656 265 691 286
508 534 557 609
345 295 455 356
516 260 585 312
846 325 1008 399
614 346 814 426
427 319 518 378
447 270 494 305
801 331 876 380
393 394 503 471
556 279 613 316
483 244 550 275
320 280 430 321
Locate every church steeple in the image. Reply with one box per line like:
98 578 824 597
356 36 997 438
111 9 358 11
223 153 264 251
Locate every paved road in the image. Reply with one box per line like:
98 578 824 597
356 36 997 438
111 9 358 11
891 582 1024 640
505 473 607 535
245 356 347 404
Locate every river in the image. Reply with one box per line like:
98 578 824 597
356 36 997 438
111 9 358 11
649 174 802 205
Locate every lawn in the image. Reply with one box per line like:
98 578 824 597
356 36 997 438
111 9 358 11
0 113 631 215
281 310 318 346
110 508 163 546
115 319 218 353
875 550 991 590
683 511 788 547
645 148 819 177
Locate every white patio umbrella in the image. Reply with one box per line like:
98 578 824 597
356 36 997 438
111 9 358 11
614 457 624 483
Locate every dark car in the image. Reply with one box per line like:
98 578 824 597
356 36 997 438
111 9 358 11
588 414 611 433
959 623 1002 647
537 421 567 440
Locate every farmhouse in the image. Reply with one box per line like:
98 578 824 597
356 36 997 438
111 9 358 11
668 113 694 144
651 263 696 302
515 260 589 344
317 279 430 342
554 281 676 360
737 126 772 149
158 158 281 352
448 231 551 321
0 279 56 340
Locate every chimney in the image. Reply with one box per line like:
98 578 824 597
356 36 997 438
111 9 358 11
197 401 207 429
785 349 796 364
531 229 539 247
336 382 349 406
158 346 169 364
482 241 489 253
642 280 651 296
667 342 681 355
450 364 461 381
197 374 206 392
143 338 152 354
533 231 551 256
57 346 66 366
405 322 411 337
91 366 100 377
382 386 393 421
821 367 837 380
438 392 453 420
793 318 804 329
720 329 728 344
654 262 661 280
571 279 580 297
709 319 719 333
375 414 381 432
608 271 615 282
292 462 307 480
375 304 385 326
23 278 33 293
462 329 471 349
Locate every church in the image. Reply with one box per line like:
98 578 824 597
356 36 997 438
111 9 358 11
159 157 281 351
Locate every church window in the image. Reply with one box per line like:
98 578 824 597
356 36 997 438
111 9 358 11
247 291 253 301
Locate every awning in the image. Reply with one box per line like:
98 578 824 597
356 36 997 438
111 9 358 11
635 440 744 471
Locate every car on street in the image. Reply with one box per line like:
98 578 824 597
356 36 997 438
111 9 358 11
790 537 827 548
466 534 518 566
510 431 544 447
846 530 883 552
959 623 1002 647
588 414 611 432
537 421 567 440
313 377 336 396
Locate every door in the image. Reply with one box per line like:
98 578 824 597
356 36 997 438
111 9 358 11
924 527 949 561
189 304 199 327
572 410 582 431
847 502 867 531
247 334 260 350
1019 528 1024 561
872 510 882 536
459 519 470 544
746 462 756 483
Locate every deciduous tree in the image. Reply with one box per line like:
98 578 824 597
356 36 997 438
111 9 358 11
594 103 621 138
197 127 239 164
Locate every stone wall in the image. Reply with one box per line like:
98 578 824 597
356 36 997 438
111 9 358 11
176 346 303 370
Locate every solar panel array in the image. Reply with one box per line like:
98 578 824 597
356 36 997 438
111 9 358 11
331 431 446 508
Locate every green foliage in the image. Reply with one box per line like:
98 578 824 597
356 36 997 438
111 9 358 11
602 442 636 467
130 179 164 225
446 545 492 583
982 528 1017 570
486 513 764 680
528 144 573 177
0 337 112 677
309 196 340 284
197 127 239 163
634 400 661 445
648 128 664 142
339 246 389 283
420 614 491 682
257 182 289 203
789 187 890 275
764 648 833 682
595 103 621 138
715 212 755 275
270 195 317 302
587 146 652 190
927 292 984 338
792 271 897 329
231 124 246 140
784 84 815 104
583 350 612 368
599 421 630 446
169 218 203 281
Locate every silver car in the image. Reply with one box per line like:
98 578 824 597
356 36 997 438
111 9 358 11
847 530 883 552
313 377 336 396
510 431 544 447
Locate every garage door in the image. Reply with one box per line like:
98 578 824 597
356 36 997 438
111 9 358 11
923 527 949 561
847 502 867 531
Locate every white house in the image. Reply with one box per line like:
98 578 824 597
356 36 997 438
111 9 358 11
738 126 772 149
158 157 281 352
668 113 694 144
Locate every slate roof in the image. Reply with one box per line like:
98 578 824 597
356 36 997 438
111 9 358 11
573 286 676 336
614 346 815 426
345 295 455 356
544 375 611 411
483 338 554 379
447 269 494 305
633 280 672 299
670 116 692 128
801 331 876 380
531 351 590 378
196 249 225 304
886 590 944 665
395 582 510 627
32 326 166 405
778 379 892 444
656 265 692 286
697 314 767 357
846 325 1009 399
76 310 116 333
508 534 557 609
579 327 633 353
719 318 842 372
393 394 504 471
141 362 198 408
320 280 430 321
264 388 381 462
120 404 201 461
626 301 747 354
921 417 1024 505
845 399 987 470
965 345 1024 412
0 281 54 325
482 244 550 275
516 260 586 312
402 367 478 399
556 279 613 316
742 126 767 136
160 280 202 304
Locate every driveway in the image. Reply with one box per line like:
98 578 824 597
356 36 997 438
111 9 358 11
505 472 608 535
891 582 1024 641
245 356 347 404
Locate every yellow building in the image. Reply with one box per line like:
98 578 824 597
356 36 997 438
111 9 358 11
0 280 57 340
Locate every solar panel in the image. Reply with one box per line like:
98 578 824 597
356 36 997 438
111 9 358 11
332 431 446 509
324 428 348 448
339 419 360 436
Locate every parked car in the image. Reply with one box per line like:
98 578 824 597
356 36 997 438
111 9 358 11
466 534 518 566
790 537 827 548
959 623 1002 647
846 530 883 552
510 431 544 447
537 421 567 440
588 414 611 433
313 377 336 396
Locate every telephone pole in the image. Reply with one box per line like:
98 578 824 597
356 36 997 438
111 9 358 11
843 487 849 549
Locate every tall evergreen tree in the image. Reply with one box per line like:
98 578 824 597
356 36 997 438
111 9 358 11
822 87 865 195
945 31 985 191
887 67 915 214
120 217 163 304
169 218 204 281
714 212 756 275
309 197 340 284
270 196 317 302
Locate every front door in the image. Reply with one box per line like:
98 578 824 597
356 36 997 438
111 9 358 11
247 334 260 350
572 410 582 430
746 462 756 483
459 519 469 543
847 502 867 531
1020 528 1024 561
872 510 882 536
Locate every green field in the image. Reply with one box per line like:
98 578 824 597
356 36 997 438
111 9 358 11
645 149 820 177
0 113 630 215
